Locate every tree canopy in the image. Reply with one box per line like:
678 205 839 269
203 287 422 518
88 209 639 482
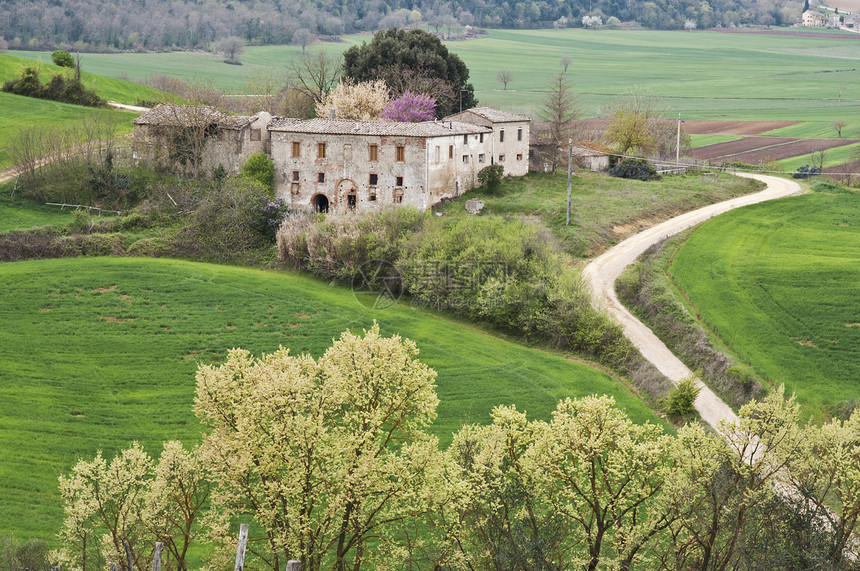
342 28 476 118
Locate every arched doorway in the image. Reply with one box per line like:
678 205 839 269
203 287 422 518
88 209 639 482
311 193 329 213
337 179 358 211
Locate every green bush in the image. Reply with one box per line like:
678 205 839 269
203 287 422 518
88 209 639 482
609 158 658 181
1 65 106 107
241 153 275 192
51 49 74 68
666 375 701 417
477 164 505 194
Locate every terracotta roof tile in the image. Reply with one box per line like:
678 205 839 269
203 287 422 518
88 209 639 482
445 107 532 123
268 118 491 137
133 103 254 130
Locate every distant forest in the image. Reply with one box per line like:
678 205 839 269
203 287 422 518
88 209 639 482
0 0 801 51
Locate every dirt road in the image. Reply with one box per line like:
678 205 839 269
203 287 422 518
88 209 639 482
582 173 802 430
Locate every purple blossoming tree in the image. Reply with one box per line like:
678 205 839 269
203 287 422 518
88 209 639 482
382 92 436 123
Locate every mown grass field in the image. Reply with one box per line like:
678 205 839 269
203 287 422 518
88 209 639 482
438 170 763 257
0 53 168 169
667 187 860 418
0 190 76 230
0 256 663 541
12 28 860 126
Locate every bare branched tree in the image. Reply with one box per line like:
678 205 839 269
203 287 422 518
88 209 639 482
217 36 246 64
832 118 848 138
538 69 579 173
496 69 513 90
286 51 341 106
292 29 315 54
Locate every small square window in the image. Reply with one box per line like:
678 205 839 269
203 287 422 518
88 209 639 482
292 170 300 181
395 176 404 187
517 153 523 161
478 154 485 163
396 146 405 162
498 154 506 162
292 142 300 158
318 172 325 183
369 144 378 161
369 173 378 186
369 193 377 202
500 129 505 143
462 155 469 163
317 143 326 158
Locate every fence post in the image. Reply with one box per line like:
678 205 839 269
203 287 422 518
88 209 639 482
286 561 301 571
151 542 163 571
234 524 249 571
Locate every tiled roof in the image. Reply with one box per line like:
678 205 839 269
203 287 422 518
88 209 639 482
445 107 532 123
133 104 254 130
268 117 491 137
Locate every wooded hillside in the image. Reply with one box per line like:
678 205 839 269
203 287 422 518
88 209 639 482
0 0 801 51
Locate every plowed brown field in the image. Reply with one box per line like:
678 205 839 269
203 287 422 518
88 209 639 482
824 160 860 181
684 120 797 135
692 138 859 163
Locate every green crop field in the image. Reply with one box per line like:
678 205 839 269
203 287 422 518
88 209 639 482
667 188 860 418
0 256 663 541
13 28 860 124
0 188 76 230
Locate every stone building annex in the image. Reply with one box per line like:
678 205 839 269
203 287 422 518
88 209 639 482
133 104 530 212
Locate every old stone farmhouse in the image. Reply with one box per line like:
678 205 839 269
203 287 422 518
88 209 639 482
132 103 530 213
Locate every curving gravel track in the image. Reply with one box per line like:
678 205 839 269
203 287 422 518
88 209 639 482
583 173 802 431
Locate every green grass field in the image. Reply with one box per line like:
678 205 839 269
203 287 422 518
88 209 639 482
0 187 76 230
13 28 860 124
0 256 663 541
667 188 860 418
439 170 763 257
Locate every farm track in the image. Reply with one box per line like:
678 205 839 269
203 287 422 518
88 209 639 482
583 173 802 431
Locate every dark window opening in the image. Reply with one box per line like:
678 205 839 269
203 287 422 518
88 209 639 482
369 173 378 186
479 133 484 143
318 172 325 183
395 176 404 187
517 128 523 141
463 134 468 144
347 194 357 210
500 129 505 143
312 194 329 213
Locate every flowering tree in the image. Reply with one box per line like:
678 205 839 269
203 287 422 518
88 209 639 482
381 92 436 123
315 79 389 121
194 323 440 570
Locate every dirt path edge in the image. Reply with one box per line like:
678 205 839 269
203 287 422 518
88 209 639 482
583 173 802 430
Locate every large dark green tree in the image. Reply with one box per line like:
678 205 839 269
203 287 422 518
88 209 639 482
342 28 476 118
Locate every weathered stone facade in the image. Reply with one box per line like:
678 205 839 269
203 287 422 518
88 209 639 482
133 104 271 175
131 103 532 212
268 118 494 212
443 107 531 177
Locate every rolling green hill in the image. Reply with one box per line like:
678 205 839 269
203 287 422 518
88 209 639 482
667 187 860 418
0 256 664 541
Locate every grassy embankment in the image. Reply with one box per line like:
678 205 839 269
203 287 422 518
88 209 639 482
13 28 859 129
437 170 763 258
0 255 663 541
0 53 168 170
653 185 860 419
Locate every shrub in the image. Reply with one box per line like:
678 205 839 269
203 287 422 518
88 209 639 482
254 196 291 242
792 164 821 179
51 49 74 68
241 152 275 192
1 65 105 107
609 158 658 181
666 375 701 417
477 164 504 195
